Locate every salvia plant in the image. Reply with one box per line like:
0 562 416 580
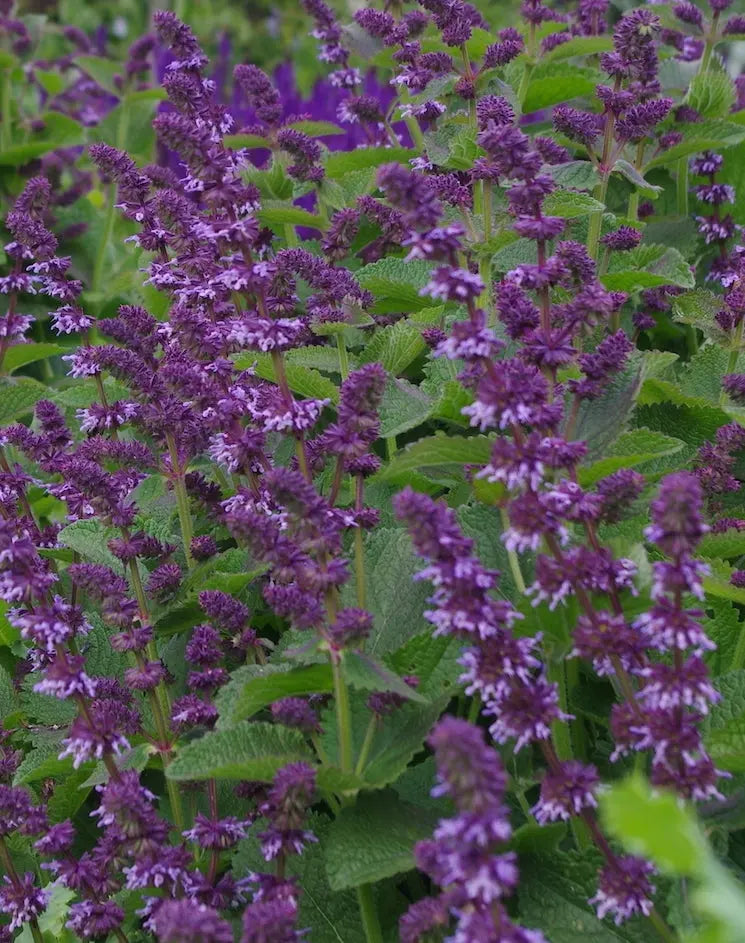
6 0 745 941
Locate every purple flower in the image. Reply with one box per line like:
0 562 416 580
67 900 125 940
533 761 599 823
183 813 250 850
590 856 655 925
151 899 234 943
601 226 643 251
0 873 49 932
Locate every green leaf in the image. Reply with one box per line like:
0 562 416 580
600 775 708 876
612 159 663 198
387 632 461 699
645 119 745 170
699 531 745 559
0 113 84 166
602 244 695 292
359 320 425 375
704 671 745 773
233 351 339 403
356 258 434 312
0 377 48 423
78 743 154 788
542 35 614 61
422 118 478 170
547 160 599 190
166 721 313 781
3 343 67 374
47 766 94 823
523 65 598 112
578 428 684 486
258 202 323 229
16 882 75 943
58 519 120 568
344 652 427 703
350 527 432 656
672 289 726 341
234 814 367 943
13 734 74 785
360 699 445 789
287 347 358 374
217 663 334 726
687 69 736 119
325 146 415 178
287 120 345 136
76 55 121 92
542 189 606 218
571 357 644 460
519 850 652 942
224 132 271 149
379 377 433 438
377 434 493 484
324 790 437 891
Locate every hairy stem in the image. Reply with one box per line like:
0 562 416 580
356 883 384 943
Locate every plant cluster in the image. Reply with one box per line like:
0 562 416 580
4 1 745 941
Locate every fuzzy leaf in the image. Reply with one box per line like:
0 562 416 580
687 69 736 119
704 671 745 773
356 258 434 311
233 351 339 403
377 434 493 484
542 189 606 218
343 652 427 702
547 160 599 190
258 203 323 229
578 428 685 486
600 775 708 876
0 377 48 424
325 146 415 177
602 244 694 292
519 850 652 942
523 65 598 112
324 790 437 891
379 377 433 438
58 519 120 568
166 721 313 781
645 119 745 169
612 159 662 198
542 35 613 61
217 663 334 726
3 343 67 374
359 319 425 375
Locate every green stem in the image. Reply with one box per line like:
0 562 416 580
356 884 384 943
587 174 609 261
354 527 367 610
354 717 377 776
166 433 194 568
385 436 396 461
336 334 350 380
648 907 679 943
284 223 298 247
565 658 588 761
499 508 525 593
331 654 353 773
721 317 744 405
91 185 117 296
0 68 11 152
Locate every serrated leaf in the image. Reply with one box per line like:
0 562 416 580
687 69 736 119
343 651 426 702
613 159 662 198
324 790 437 891
46 766 93 823
287 347 358 374
325 146 416 178
578 428 684 486
258 203 323 229
705 671 745 773
0 377 48 423
234 814 367 943
58 519 120 568
542 35 613 61
360 699 445 788
233 351 339 403
377 434 493 484
570 357 644 460
672 289 726 341
225 132 271 149
492 237 537 272
387 632 461 699
218 663 334 726
547 160 599 190
379 377 433 438
519 850 652 942
347 527 432 656
600 775 708 876
646 119 745 169
542 189 605 218
167 721 313 781
602 244 694 292
359 319 425 375
699 531 745 559
3 343 67 374
356 258 434 311
13 734 74 785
